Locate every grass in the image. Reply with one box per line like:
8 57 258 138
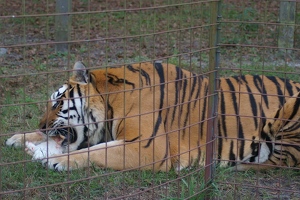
213 167 300 199
1 143 210 199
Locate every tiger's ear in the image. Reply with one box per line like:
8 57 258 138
72 61 89 84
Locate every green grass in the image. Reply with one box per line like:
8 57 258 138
213 167 300 199
1 147 209 199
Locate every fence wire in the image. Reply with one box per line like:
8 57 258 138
1 0 300 199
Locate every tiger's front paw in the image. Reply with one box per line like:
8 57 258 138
6 131 46 148
43 153 89 171
6 134 25 147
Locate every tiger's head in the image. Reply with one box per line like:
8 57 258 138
248 92 300 168
38 61 109 152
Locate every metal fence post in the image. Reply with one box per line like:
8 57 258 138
278 1 296 57
205 0 221 189
55 0 72 53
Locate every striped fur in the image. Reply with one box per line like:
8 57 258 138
6 61 300 172
236 92 300 170
217 75 300 168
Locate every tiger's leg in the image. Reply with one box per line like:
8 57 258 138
45 112 172 171
233 160 278 171
6 131 46 147
45 136 172 172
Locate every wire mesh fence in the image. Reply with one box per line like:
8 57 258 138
216 0 300 199
1 0 300 199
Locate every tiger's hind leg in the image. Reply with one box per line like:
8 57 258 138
233 160 278 171
6 131 46 148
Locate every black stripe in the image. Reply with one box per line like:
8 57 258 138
277 149 298 166
271 93 300 133
55 85 67 98
276 133 300 142
273 149 285 158
77 134 89 150
126 65 151 87
74 84 85 124
253 76 269 109
266 76 284 106
60 127 77 145
217 119 223 163
231 76 242 84
182 74 198 138
89 110 98 129
282 122 300 133
125 136 141 142
69 87 82 124
273 107 281 119
240 76 258 129
171 66 183 126
126 65 144 86
247 88 258 129
278 77 294 97
107 73 135 89
140 69 151 86
193 76 203 109
93 86 114 142
159 139 170 168
200 84 208 138
180 75 188 135
225 78 245 160
84 126 89 135
219 89 227 138
286 92 300 122
57 114 69 120
229 141 236 166
260 107 266 127
144 62 165 148
180 75 188 114
106 103 114 141
268 157 277 165
260 130 273 156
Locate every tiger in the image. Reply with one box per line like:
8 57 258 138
5 61 300 172
236 91 300 171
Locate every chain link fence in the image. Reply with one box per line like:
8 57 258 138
1 0 300 199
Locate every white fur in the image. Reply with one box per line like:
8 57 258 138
241 142 271 164
6 135 23 147
254 142 271 163
25 138 63 160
